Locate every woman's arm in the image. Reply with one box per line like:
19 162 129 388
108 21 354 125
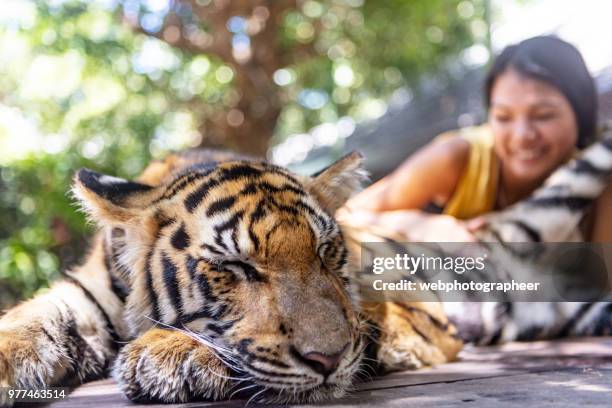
337 136 476 242
345 136 470 212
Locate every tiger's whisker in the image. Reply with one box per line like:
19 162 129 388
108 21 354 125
229 383 260 399
245 386 267 406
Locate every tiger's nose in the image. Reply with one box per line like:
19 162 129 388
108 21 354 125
293 344 349 376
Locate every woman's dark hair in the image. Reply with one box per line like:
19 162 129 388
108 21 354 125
485 36 598 148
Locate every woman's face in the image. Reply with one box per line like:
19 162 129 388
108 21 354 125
488 69 578 185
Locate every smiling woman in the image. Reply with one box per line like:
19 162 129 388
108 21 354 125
342 36 612 242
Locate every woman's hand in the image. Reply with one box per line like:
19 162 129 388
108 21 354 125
337 208 478 242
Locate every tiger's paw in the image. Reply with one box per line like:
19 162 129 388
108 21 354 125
362 302 463 372
0 333 24 407
0 326 66 407
0 327 67 388
113 328 231 403
377 330 447 371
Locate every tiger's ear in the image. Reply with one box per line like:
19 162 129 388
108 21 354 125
306 151 368 213
72 168 159 225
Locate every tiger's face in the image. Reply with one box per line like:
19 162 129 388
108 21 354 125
73 152 368 402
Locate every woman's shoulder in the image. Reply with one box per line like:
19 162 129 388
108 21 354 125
435 124 493 145
423 124 495 173
423 126 478 167
391 127 473 203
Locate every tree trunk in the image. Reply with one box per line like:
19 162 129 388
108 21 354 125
129 0 299 157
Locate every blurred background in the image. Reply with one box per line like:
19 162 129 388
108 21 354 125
1 0 612 307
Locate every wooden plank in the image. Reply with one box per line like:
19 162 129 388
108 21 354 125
314 368 612 407
360 337 612 391
49 338 612 407
49 384 246 408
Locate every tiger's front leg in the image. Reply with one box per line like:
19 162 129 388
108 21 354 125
0 276 123 406
114 328 232 403
361 301 463 372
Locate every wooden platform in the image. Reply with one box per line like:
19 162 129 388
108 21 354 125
49 337 612 407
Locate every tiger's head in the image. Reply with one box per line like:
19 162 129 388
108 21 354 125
72 151 368 402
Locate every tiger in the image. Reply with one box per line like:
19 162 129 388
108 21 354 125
0 149 461 406
0 128 610 405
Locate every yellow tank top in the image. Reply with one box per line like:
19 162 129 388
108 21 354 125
442 125 499 220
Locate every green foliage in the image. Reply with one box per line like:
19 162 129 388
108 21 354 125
273 0 485 140
0 0 485 306
0 0 221 305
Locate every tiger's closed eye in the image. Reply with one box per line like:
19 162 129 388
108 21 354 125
222 260 266 283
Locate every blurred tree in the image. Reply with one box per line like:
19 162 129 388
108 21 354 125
126 0 485 155
0 0 486 306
